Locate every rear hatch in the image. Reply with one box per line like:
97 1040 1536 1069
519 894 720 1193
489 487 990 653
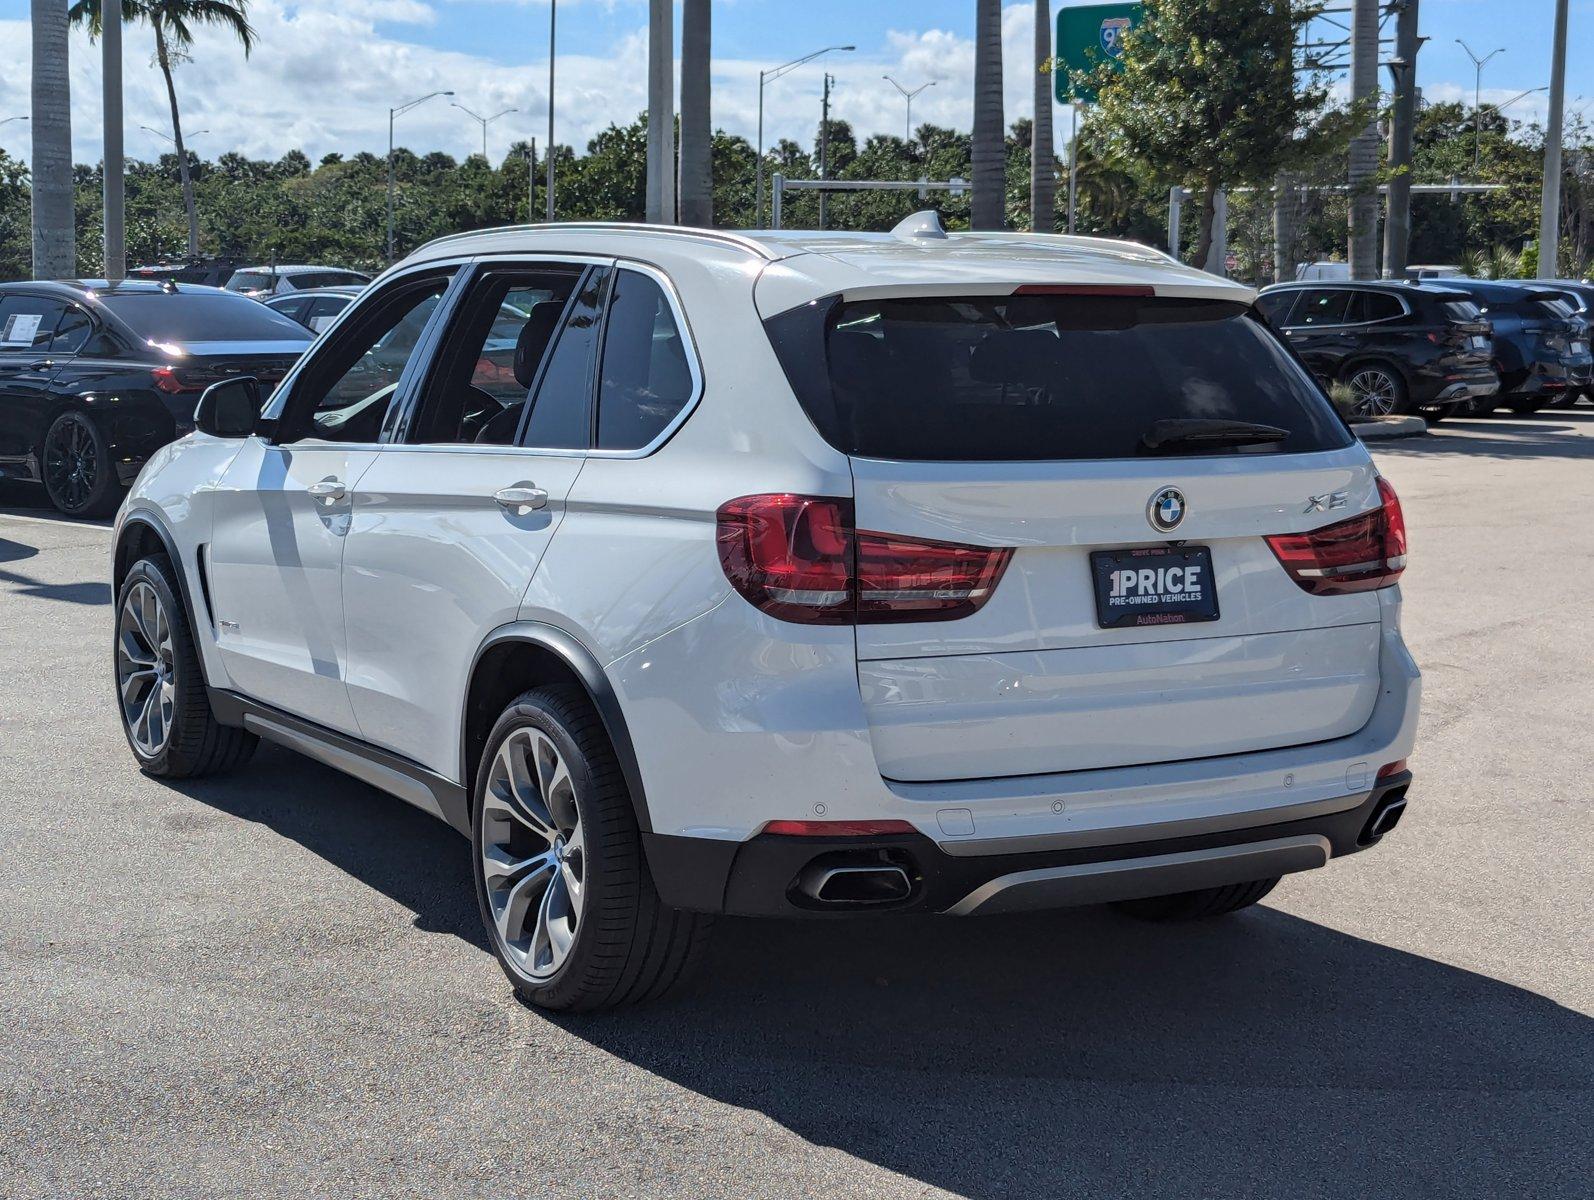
765 288 1390 783
1430 295 1494 365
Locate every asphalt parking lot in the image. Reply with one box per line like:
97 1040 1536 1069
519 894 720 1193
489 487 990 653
1 414 1590 1199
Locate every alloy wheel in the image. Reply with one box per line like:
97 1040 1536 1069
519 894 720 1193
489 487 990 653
480 728 586 981
43 415 100 513
1347 368 1400 418
117 581 176 756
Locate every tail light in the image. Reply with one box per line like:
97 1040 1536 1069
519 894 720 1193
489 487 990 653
716 493 1012 625
152 366 203 394
762 819 917 836
1265 476 1407 595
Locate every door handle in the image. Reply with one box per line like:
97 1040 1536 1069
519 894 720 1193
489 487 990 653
494 485 549 512
307 479 347 502
28 359 54 371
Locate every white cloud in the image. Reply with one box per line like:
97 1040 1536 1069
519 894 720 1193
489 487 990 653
0 2 1496 174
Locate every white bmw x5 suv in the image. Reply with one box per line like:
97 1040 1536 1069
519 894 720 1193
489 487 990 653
112 217 1419 1011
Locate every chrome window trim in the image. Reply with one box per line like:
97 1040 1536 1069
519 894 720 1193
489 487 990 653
1271 284 1413 331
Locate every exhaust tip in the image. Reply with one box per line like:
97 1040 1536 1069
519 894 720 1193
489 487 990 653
798 863 913 906
1360 794 1408 845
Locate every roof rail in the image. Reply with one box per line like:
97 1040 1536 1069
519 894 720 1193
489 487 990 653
414 222 779 261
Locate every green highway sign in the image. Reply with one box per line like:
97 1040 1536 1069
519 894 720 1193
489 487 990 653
1055 2 1142 103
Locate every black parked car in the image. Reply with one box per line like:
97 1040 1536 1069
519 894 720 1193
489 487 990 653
1418 279 1593 414
263 285 361 333
1255 281 1498 419
0 280 312 516
1525 279 1594 404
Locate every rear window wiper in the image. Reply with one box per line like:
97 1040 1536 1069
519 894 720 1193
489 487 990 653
1140 418 1290 453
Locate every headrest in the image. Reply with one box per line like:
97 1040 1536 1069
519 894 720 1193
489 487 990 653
514 301 566 389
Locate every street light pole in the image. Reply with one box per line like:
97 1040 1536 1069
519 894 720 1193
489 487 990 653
452 102 518 162
882 75 935 144
387 90 454 263
756 44 854 227
1460 39 1504 172
818 72 833 231
1540 0 1569 275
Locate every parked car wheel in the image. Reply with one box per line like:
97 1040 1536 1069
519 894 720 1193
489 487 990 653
1341 363 1407 418
1112 877 1280 921
1505 397 1549 415
115 555 258 777
472 685 713 1012
42 410 122 518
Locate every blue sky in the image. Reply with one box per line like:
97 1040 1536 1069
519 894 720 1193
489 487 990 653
1 1 1590 166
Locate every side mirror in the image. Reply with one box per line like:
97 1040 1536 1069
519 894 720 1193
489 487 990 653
194 376 261 438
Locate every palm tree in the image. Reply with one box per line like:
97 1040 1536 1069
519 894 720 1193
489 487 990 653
70 0 256 256
678 0 711 227
1030 0 1054 232
971 0 1005 230
31 0 75 278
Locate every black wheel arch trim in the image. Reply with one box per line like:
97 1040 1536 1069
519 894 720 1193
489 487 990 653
465 621 654 835
114 508 214 687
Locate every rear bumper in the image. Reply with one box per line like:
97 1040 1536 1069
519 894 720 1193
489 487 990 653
645 773 1413 916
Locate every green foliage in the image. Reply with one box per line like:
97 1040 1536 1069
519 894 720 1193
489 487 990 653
1084 0 1363 261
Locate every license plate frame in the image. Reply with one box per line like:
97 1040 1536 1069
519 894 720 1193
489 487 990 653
1090 545 1220 629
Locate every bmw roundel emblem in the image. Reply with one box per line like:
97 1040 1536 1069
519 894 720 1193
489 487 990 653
1147 486 1186 533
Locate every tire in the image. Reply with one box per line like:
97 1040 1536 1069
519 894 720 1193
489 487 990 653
1340 363 1407 418
1505 397 1548 415
42 410 123 518
1112 876 1280 921
472 685 713 1011
114 555 258 778
1420 405 1448 425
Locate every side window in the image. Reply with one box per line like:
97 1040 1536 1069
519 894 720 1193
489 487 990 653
523 266 609 449
1254 292 1296 326
270 297 310 326
0 296 66 351
407 265 584 446
1346 291 1402 323
305 298 348 334
1291 289 1353 327
595 269 695 450
49 304 94 354
277 272 453 444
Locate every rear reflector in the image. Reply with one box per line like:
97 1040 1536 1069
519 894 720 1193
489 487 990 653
716 493 1012 624
1377 759 1408 780
762 819 917 837
1265 476 1407 595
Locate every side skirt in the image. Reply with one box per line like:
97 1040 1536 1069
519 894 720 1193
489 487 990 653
208 688 472 837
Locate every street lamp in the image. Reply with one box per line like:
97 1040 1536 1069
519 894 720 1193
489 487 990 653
1496 85 1549 115
140 124 208 146
1455 40 1504 172
882 76 935 144
388 90 454 263
452 102 519 162
0 115 28 126
757 44 854 227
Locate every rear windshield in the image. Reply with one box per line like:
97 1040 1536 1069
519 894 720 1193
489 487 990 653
765 294 1352 461
1441 300 1482 322
290 270 369 290
101 293 312 343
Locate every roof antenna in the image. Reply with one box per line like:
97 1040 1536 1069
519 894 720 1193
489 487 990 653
891 210 948 242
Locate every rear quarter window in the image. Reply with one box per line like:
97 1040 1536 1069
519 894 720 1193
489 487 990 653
765 294 1352 461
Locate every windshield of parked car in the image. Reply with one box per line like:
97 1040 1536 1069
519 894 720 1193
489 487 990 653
100 293 313 344
766 294 1351 460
